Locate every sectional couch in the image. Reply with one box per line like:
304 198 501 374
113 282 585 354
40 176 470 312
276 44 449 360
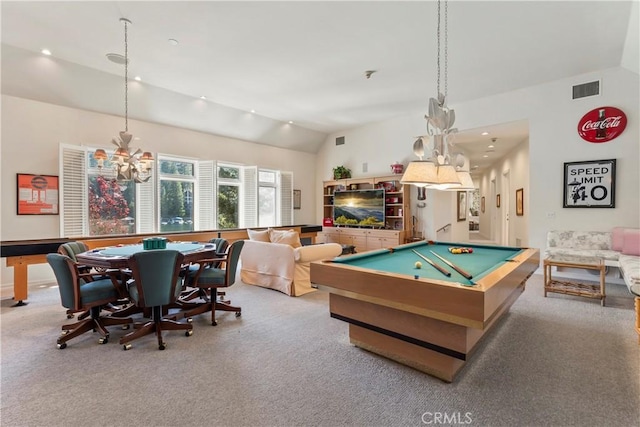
545 228 640 341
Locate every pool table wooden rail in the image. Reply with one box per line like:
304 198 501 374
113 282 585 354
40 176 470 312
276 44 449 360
312 247 539 329
310 246 539 382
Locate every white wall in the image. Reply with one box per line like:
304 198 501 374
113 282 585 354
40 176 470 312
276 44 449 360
317 67 640 258
1 95 317 286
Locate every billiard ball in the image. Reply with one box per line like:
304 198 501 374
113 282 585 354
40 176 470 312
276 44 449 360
415 261 422 269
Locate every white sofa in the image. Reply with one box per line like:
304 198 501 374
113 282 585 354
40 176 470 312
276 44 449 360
240 241 342 296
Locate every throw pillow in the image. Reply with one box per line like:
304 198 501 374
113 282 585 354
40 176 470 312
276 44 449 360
247 229 270 242
622 228 640 256
268 228 302 248
612 227 625 251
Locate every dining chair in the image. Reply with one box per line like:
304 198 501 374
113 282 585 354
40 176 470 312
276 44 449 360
180 240 244 326
119 249 193 350
46 253 132 349
58 241 128 319
180 237 230 303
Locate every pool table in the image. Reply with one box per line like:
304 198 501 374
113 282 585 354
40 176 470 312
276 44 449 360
310 240 539 382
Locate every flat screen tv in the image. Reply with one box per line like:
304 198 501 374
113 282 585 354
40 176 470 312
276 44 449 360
333 189 385 227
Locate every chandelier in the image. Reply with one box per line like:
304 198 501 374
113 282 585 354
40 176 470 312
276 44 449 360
94 18 153 184
401 0 473 191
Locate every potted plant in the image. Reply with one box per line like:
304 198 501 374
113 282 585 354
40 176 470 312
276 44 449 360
333 166 351 180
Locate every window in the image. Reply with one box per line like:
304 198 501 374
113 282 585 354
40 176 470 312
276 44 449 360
87 151 136 236
158 158 196 232
258 170 277 227
217 165 240 229
60 144 294 237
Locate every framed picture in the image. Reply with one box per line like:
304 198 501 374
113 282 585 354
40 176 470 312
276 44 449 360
563 159 616 208
516 188 524 216
481 196 485 213
457 191 467 222
293 189 301 210
496 194 501 208
16 173 59 215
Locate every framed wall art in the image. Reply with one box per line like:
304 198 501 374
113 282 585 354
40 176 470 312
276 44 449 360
16 173 59 215
516 188 524 216
563 159 616 208
457 191 467 222
293 189 301 210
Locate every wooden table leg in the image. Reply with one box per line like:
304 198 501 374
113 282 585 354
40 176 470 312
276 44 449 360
12 262 29 306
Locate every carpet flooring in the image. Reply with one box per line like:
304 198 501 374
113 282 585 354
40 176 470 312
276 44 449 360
1 274 638 427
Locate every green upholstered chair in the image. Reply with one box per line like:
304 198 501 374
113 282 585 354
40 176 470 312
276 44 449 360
58 241 128 319
119 249 193 350
181 238 230 303
46 253 132 349
181 240 244 326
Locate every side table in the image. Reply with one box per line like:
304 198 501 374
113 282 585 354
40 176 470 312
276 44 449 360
543 254 606 306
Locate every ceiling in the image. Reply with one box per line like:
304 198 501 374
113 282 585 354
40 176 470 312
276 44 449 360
1 1 637 172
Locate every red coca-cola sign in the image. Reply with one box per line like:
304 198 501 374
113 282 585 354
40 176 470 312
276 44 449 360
577 106 627 143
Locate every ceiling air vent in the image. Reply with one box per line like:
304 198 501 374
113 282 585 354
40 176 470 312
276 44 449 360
572 80 600 99
336 136 345 146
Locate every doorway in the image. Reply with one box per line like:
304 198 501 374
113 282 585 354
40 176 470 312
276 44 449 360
502 170 510 246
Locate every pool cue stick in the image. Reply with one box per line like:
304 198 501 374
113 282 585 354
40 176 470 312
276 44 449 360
412 250 451 277
429 250 473 280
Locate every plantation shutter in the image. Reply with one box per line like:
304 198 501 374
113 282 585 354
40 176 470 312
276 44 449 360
280 171 294 226
198 160 216 231
241 166 258 228
60 144 87 237
137 179 155 234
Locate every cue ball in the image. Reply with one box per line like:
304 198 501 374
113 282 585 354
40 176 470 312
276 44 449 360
415 261 422 269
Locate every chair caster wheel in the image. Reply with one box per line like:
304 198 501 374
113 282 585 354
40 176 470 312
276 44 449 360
159 342 166 350
66 314 74 319
186 317 193 323
185 330 193 337
123 344 132 351
211 321 218 326
57 342 67 349
235 312 241 317
122 324 130 330
99 337 108 344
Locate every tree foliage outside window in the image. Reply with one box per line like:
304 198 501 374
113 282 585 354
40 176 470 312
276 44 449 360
88 175 133 235
218 184 239 229
159 159 194 232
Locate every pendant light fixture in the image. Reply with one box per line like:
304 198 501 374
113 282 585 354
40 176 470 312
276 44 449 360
94 18 153 183
401 0 466 190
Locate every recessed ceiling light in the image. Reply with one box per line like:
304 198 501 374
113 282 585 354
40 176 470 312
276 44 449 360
288 121 294 124
134 76 142 81
41 49 52 56
200 96 207 100
168 39 179 46
488 144 494 149
472 165 479 169
483 154 489 158
250 109 256 114
481 131 489 136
